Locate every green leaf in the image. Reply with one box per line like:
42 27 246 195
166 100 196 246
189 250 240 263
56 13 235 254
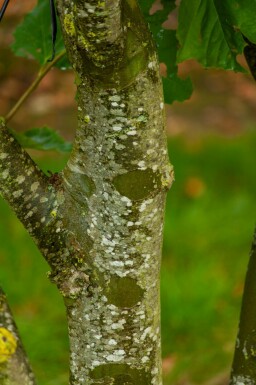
223 0 256 44
138 0 193 103
12 0 69 67
13 127 72 153
158 29 193 103
138 0 155 15
177 0 246 71
163 75 193 104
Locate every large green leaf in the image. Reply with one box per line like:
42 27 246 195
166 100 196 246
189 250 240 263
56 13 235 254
12 0 69 67
224 0 256 43
13 127 72 153
177 0 246 71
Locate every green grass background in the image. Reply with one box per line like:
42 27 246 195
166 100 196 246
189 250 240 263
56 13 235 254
0 132 255 384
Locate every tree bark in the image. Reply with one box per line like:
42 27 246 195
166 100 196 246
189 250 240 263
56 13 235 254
230 229 256 385
0 0 173 384
0 288 36 385
230 41 256 385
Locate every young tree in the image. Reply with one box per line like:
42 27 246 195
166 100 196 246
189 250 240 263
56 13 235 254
0 1 256 385
0 1 173 384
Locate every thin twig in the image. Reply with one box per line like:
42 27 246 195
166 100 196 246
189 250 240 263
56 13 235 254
5 50 66 123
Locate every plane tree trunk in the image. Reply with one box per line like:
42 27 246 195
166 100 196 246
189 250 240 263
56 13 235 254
0 0 173 384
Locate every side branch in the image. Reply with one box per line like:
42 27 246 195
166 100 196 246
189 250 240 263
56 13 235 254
230 228 256 384
0 120 56 242
0 287 37 385
5 50 65 123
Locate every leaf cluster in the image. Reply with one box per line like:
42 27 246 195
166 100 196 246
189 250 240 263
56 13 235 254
139 0 256 103
2 0 256 151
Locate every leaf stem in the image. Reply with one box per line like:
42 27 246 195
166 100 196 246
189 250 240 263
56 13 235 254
5 50 66 123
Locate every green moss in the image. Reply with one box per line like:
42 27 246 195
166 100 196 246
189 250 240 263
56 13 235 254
106 276 144 308
113 169 161 200
90 364 150 384
64 14 76 37
77 34 105 64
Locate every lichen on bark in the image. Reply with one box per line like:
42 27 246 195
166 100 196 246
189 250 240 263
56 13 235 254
0 288 36 385
55 0 173 384
0 0 173 384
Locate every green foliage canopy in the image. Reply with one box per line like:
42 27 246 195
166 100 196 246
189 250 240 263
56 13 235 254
4 0 256 151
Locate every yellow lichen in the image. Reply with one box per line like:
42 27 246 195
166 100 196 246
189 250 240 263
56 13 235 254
78 35 90 51
64 14 76 36
126 0 137 9
87 31 96 38
0 327 17 363
77 34 105 64
50 209 57 218
97 1 105 8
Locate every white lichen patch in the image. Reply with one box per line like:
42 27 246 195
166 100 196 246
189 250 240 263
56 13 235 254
148 61 156 69
112 125 122 131
26 167 34 176
30 181 40 192
109 95 121 102
16 175 25 184
61 47 170 385
127 130 137 136
138 160 146 169
2 169 9 179
0 152 8 159
232 375 253 385
12 189 23 198
106 354 123 362
40 196 48 203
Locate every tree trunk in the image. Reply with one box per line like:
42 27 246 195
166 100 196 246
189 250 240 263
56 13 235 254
0 0 173 384
230 41 256 385
230 229 256 385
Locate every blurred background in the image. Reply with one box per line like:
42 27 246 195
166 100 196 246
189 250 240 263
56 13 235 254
0 2 255 385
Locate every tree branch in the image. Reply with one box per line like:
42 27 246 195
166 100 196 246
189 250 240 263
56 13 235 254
0 287 37 385
230 228 256 384
56 0 153 87
230 41 256 384
0 119 57 243
5 50 66 123
0 120 91 298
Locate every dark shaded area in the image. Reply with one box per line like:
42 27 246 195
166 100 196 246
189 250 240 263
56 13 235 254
113 169 161 200
106 276 144 308
90 363 150 385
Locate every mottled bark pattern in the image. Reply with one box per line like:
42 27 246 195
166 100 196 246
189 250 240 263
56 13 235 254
0 0 173 384
55 0 173 384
